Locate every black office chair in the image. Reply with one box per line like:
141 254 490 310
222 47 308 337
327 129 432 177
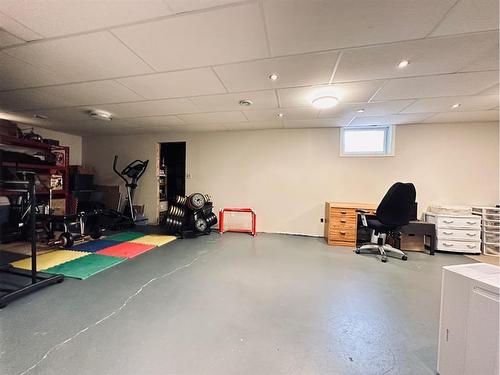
355 182 416 263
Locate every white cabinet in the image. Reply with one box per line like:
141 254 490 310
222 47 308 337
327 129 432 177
438 264 500 375
425 213 481 254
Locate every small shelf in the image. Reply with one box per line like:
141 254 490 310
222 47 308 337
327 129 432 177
0 161 67 170
0 134 51 151
35 190 67 196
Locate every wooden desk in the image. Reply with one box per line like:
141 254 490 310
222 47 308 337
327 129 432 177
324 202 377 247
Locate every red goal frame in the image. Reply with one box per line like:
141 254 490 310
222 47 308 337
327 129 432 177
219 208 256 236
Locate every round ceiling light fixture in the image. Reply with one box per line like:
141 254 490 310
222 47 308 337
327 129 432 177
269 73 279 81
398 59 410 68
311 96 339 109
451 103 461 109
89 110 112 121
277 113 284 118
239 99 253 106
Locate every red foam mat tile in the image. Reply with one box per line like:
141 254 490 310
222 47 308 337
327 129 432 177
97 242 156 259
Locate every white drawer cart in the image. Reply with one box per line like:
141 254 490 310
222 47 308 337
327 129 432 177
472 206 500 257
425 212 481 254
437 263 499 375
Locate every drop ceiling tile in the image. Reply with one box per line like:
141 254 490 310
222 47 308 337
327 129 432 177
319 100 415 118
190 90 278 112
460 44 499 72
263 0 456 56
96 98 200 118
481 84 499 95
173 123 227 132
430 0 499 36
118 68 226 99
5 32 154 82
283 117 351 128
0 52 64 90
244 107 319 121
166 0 246 13
224 121 284 130
374 71 499 101
401 95 499 113
0 0 173 37
423 110 499 123
0 12 42 41
17 107 92 123
349 113 433 126
0 80 142 111
0 29 23 47
113 3 269 71
278 81 384 108
178 111 246 124
334 32 498 82
113 115 185 127
0 88 75 111
44 80 143 106
214 51 338 92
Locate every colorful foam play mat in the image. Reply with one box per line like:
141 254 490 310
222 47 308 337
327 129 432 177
10 232 176 280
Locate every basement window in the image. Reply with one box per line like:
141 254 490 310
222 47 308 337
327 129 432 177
340 126 394 157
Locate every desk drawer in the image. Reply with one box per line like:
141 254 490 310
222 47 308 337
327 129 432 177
330 215 357 227
329 228 356 241
330 208 356 217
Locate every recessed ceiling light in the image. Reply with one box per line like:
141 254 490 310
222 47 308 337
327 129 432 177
398 59 410 68
239 99 253 106
269 73 279 81
357 109 365 113
89 110 112 121
277 113 284 118
312 96 339 109
451 103 461 109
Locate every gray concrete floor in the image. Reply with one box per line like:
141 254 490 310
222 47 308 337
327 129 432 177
0 233 473 375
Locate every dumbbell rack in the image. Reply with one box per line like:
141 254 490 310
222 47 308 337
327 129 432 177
0 173 64 308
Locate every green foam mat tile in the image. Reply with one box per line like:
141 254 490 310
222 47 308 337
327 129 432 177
43 254 126 280
105 232 146 242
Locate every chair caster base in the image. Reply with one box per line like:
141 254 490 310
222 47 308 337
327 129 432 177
402 255 408 261
355 249 361 254
381 257 387 263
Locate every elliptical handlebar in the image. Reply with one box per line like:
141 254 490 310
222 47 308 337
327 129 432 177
113 155 129 185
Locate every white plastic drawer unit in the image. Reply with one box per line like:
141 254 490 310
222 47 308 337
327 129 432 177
437 228 480 241
436 239 481 254
483 230 500 243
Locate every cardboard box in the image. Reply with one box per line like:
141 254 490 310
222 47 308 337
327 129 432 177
70 165 95 175
401 233 425 252
51 198 66 215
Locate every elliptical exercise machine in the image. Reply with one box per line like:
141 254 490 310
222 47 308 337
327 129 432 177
112 155 149 224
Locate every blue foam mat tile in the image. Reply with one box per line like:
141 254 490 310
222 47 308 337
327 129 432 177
70 240 118 253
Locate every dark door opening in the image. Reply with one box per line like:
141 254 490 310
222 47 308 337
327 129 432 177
160 142 186 203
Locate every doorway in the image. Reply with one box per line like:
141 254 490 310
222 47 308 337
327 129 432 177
159 142 186 202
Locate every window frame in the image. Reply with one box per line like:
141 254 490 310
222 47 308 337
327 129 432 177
340 125 395 157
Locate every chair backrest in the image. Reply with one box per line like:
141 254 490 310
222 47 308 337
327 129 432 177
376 182 416 227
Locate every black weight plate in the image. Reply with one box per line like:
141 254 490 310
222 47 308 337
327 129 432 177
194 218 208 232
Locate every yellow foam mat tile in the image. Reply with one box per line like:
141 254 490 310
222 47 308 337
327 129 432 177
11 250 90 271
130 235 177 247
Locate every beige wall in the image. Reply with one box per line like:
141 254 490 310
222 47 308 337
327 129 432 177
33 126 83 165
83 122 499 236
